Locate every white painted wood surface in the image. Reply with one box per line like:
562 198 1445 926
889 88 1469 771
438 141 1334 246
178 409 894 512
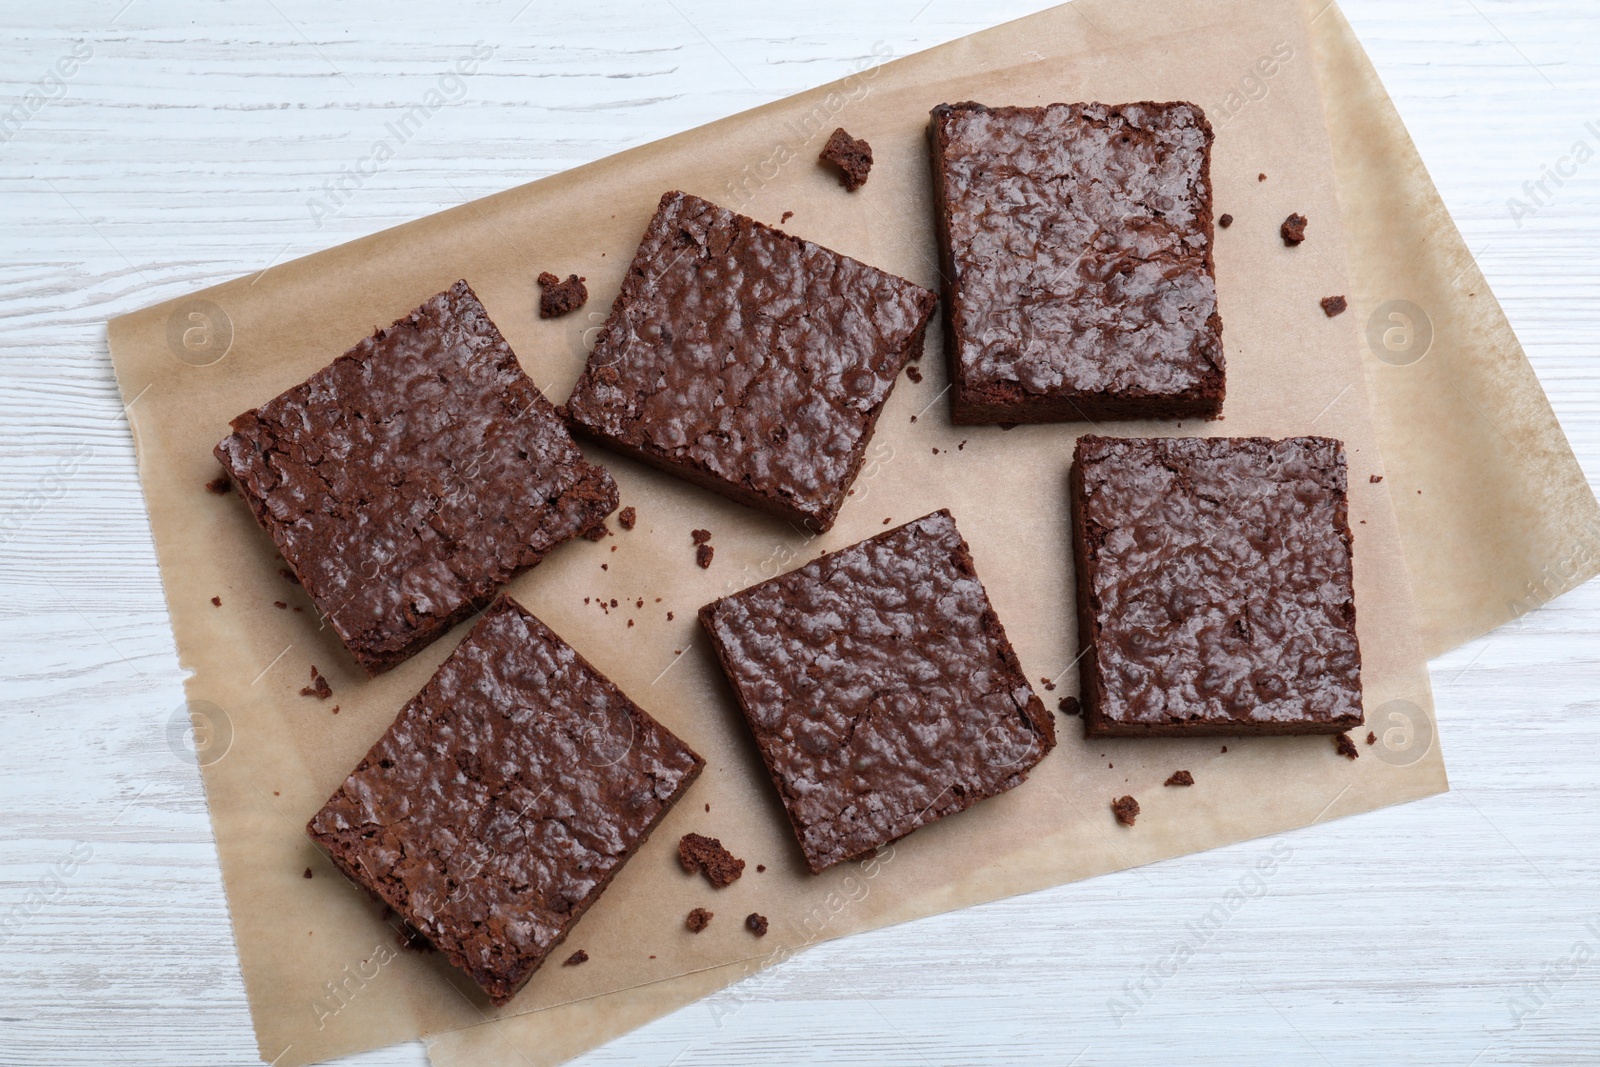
2 1 1597 1064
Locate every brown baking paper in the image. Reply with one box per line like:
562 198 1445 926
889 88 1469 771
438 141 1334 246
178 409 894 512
106 0 1585 1060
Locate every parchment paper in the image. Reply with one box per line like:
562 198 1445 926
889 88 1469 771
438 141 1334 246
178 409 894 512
104 0 1587 1061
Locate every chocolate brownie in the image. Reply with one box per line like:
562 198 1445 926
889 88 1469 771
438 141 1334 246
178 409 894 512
1111 796 1140 826
307 596 702 1005
565 191 937 533
685 907 714 933
820 128 873 190
1321 295 1348 318
538 272 588 318
678 833 744 888
216 281 616 675
1282 213 1308 246
929 102 1224 424
745 912 768 937
699 509 1055 873
1071 436 1363 737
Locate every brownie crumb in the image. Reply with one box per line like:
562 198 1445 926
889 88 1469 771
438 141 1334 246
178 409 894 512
618 506 637 530
1057 696 1081 717
273 600 288 610
1281 213 1308 246
1321 295 1348 318
1221 746 1228 753
300 665 332 700
563 949 589 966
1366 730 1377 746
685 907 714 933
958 440 967 450
1258 172 1267 182
820 127 873 191
537 272 588 318
584 522 610 542
667 611 675 621
745 912 769 937
905 364 923 384
691 529 712 545
210 596 221 607
303 868 313 879
756 864 766 873
1334 733 1360 760
330 705 339 714
780 210 795 224
1217 213 1234 228
1370 475 1383 483
1111 795 1140 826
679 832 745 887
1041 677 1056 692
696 543 715 569
205 475 232 495
1164 770 1195 787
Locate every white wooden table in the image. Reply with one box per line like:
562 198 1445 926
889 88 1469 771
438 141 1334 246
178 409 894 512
3 2 1597 1064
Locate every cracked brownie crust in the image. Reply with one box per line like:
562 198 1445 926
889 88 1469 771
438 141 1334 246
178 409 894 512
564 191 937 533
307 596 703 1005
1071 436 1362 737
929 101 1224 424
215 280 617 675
699 509 1055 873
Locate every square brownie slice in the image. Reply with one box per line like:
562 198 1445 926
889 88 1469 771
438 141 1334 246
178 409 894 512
564 191 937 533
307 596 703 1005
1071 436 1362 737
699 510 1054 873
929 102 1224 424
215 280 616 675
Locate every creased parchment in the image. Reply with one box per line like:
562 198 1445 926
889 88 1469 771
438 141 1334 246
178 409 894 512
101 0 1591 1063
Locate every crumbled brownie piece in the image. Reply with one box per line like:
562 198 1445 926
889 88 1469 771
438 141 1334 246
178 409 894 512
1057 696 1081 717
1112 795 1140 826
205 475 232 495
820 128 873 191
303 868 313 879
1258 173 1267 182
210 596 221 607
537 272 588 318
1164 771 1195 787
745 912 769 937
1334 733 1360 760
273 600 288 610
679 832 745 887
685 907 714 933
1218 213 1234 228
300 665 332 700
563 949 589 966
696 543 714 569
692 529 712 545
1281 213 1308 246
756 864 766 873
584 523 610 542
618 506 637 530
906 364 923 384
1366 730 1377 745
1321 295 1348 318
780 210 794 224
1370 475 1383 483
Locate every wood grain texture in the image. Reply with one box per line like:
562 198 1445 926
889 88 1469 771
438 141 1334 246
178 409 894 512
1 1 1596 1065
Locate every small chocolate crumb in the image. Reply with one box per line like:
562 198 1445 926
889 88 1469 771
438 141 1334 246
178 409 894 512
905 364 923 384
1217 213 1234 228
1221 746 1228 753
618 506 637 530
1281 213 1308 246
958 440 967 450
627 619 634 628
210 596 221 607
1258 172 1267 182
1334 733 1360 760
537 272 588 318
745 912 769 937
780 210 794 224
1057 696 1081 717
696 543 714 569
691 529 712 545
1112 795 1140 827
330 705 339 714
1164 770 1195 787
756 864 766 873
704 803 710 813
820 127 873 190
205 475 232 495
1321 295 1348 317
686 907 714 933
679 832 745 887
584 522 610 542
303 868 313 879
1366 731 1377 746
667 611 675 621
273 600 288 610
300 665 332 700
563 949 589 966
1040 677 1056 692
1370 475 1383 483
